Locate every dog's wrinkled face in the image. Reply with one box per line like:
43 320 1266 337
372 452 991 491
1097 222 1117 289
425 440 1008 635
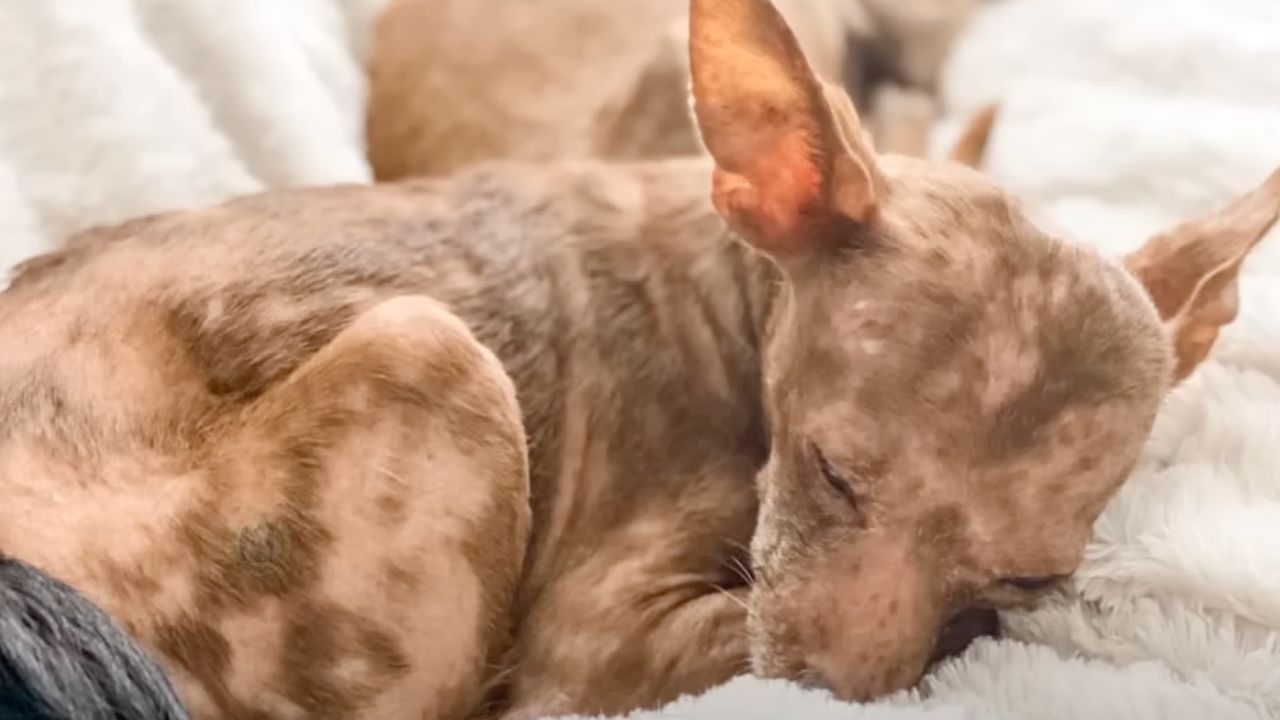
747 160 1169 696
688 0 1280 701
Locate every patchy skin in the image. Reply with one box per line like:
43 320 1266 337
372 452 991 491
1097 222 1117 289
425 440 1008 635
688 0 1280 704
1 1 1279 718
0 287 531 720
0 163 765 720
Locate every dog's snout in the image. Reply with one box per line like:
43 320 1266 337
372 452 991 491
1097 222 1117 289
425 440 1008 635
798 650 921 702
930 606 1000 665
803 646 927 703
802 607 1000 701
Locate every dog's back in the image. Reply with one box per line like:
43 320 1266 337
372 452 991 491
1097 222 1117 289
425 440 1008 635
0 157 764 718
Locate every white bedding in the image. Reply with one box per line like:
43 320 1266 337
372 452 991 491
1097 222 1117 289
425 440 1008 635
0 0 386 276
1 1 1277 718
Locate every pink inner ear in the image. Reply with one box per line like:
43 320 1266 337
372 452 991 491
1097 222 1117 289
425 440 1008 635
713 130 824 252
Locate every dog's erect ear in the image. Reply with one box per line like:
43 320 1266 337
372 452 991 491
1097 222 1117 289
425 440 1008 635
689 0 879 258
1125 166 1280 383
948 103 998 169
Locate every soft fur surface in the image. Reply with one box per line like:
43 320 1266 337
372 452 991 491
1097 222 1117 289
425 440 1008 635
0 0 1276 718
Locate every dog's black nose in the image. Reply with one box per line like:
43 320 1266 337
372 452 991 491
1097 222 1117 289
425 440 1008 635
930 606 1000 665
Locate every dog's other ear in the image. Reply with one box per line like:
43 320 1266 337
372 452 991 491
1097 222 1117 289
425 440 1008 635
948 103 998 169
689 0 880 258
1125 166 1280 383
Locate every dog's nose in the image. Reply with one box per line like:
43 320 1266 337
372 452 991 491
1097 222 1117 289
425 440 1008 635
801 657 921 703
930 606 1000 665
802 607 1000 701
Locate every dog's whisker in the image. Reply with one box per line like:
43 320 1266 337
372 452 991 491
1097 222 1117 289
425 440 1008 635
715 558 754 590
709 584 752 613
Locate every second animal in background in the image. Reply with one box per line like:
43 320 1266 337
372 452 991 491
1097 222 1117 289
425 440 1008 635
365 0 987 179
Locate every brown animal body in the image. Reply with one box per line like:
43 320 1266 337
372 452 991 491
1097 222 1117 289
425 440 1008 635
365 0 984 179
1 160 765 719
2 1 1278 718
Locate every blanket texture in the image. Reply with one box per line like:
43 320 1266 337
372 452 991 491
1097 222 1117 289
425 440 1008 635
1 1 1276 718
0 0 388 276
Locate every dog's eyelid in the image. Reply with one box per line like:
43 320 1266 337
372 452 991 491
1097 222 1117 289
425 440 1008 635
1000 574 1068 591
812 443 860 507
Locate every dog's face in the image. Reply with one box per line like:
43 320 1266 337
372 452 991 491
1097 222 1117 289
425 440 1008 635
746 159 1172 697
688 0 1280 701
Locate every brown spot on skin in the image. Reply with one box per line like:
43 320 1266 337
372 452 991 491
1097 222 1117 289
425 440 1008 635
276 602 414 720
381 559 422 600
153 617 257 718
375 492 408 525
927 247 951 269
919 505 966 552
146 449 366 715
224 519 307 596
357 622 413 679
178 487 329 615
165 287 363 403
986 283 1132 460
97 558 163 602
1044 480 1070 500
154 618 231 678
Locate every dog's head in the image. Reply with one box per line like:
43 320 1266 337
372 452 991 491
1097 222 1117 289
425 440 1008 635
688 0 1280 701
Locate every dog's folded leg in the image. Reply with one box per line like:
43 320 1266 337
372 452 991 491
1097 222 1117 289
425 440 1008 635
168 296 531 720
497 554 749 720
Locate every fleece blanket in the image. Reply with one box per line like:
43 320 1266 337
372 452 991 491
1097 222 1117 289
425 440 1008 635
0 0 387 277
1 1 1277 719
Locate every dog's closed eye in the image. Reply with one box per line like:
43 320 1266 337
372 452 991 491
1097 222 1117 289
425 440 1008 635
1000 575 1066 591
815 445 860 509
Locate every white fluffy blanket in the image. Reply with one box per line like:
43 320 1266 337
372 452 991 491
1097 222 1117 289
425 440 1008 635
0 0 386 275
1 1 1277 718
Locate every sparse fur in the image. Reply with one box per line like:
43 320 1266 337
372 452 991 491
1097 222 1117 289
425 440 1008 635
0 0 1276 717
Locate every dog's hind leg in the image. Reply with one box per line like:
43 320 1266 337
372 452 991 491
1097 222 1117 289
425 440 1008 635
158 296 531 720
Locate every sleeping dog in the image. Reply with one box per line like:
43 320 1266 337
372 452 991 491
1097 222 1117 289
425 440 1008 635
0 0 1276 717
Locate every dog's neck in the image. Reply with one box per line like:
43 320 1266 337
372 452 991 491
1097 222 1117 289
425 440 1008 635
707 228 780 411
499 163 782 581
546 209 781 469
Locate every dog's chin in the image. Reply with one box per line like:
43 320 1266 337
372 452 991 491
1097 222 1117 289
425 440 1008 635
747 600 1000 700
749 648 835 696
745 635 791 680
744 621 808 685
